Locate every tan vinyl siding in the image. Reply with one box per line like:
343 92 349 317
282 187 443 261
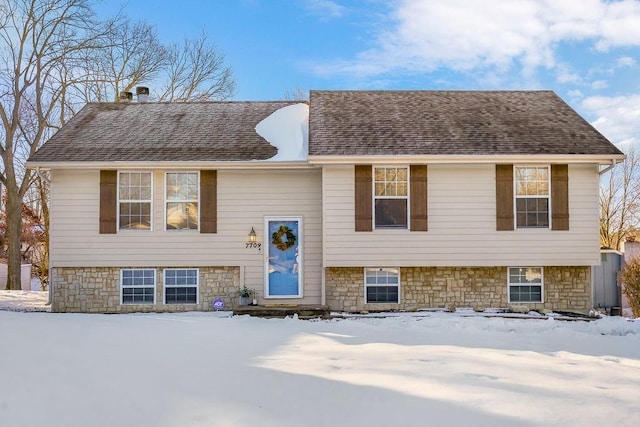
323 164 600 267
49 169 323 303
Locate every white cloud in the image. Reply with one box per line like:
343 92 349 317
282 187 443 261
617 56 637 67
305 0 346 19
595 0 640 50
591 80 608 89
582 94 640 145
556 63 582 84
313 0 640 78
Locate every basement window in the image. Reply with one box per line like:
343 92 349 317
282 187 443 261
365 268 400 303
508 267 543 303
164 268 199 304
121 269 155 304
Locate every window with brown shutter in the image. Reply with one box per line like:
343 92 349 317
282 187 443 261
551 164 569 230
355 165 372 232
374 167 408 229
100 170 117 234
200 170 217 234
515 166 549 228
496 164 514 231
410 165 428 231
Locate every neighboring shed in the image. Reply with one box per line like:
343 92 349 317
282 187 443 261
593 249 622 312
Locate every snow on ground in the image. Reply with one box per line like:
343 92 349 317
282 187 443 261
0 290 49 312
0 294 639 427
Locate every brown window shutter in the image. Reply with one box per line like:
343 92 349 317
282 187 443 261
200 170 217 233
410 165 428 231
551 164 569 230
496 164 514 231
354 165 372 232
99 170 117 234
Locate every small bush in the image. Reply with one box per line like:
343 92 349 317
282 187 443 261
620 256 640 318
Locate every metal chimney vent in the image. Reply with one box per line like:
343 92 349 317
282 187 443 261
119 91 133 102
136 86 150 102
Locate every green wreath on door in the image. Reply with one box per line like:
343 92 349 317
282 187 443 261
272 225 296 251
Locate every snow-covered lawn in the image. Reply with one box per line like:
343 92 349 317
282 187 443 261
0 294 639 427
0 290 49 312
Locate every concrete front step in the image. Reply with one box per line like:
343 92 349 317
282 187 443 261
233 304 330 319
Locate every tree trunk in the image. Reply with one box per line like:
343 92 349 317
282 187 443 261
5 182 24 291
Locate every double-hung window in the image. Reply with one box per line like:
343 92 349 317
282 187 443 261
374 167 408 228
515 166 549 228
118 172 152 230
121 269 155 304
365 268 400 303
164 268 198 304
166 172 198 230
508 267 543 303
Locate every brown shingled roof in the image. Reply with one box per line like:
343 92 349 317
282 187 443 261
30 101 300 162
308 90 623 157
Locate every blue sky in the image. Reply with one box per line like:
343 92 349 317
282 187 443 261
94 0 640 146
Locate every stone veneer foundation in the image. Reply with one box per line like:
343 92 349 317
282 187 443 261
51 266 240 313
325 266 591 313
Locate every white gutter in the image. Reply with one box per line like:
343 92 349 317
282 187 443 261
26 160 317 171
28 154 627 170
308 154 626 165
598 159 619 175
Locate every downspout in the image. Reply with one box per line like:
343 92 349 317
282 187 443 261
596 159 618 313
599 159 619 176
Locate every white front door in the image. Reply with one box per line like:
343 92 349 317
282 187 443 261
265 217 302 298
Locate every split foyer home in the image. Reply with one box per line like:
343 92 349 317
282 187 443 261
27 90 625 313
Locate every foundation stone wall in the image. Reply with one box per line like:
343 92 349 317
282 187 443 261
51 266 240 313
325 266 591 313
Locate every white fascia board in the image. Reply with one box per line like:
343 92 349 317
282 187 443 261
26 160 317 171
308 154 626 165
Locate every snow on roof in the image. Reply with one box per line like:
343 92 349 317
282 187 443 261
255 103 309 161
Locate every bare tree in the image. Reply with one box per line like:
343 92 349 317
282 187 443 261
158 32 235 102
77 18 168 103
600 146 640 250
283 87 309 101
0 0 101 290
1 1 236 291
71 25 235 104
21 171 49 289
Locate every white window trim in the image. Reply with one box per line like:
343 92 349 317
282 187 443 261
513 165 551 229
507 267 544 304
372 166 410 230
163 268 199 305
364 267 401 304
120 268 156 305
117 171 153 231
164 171 200 232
